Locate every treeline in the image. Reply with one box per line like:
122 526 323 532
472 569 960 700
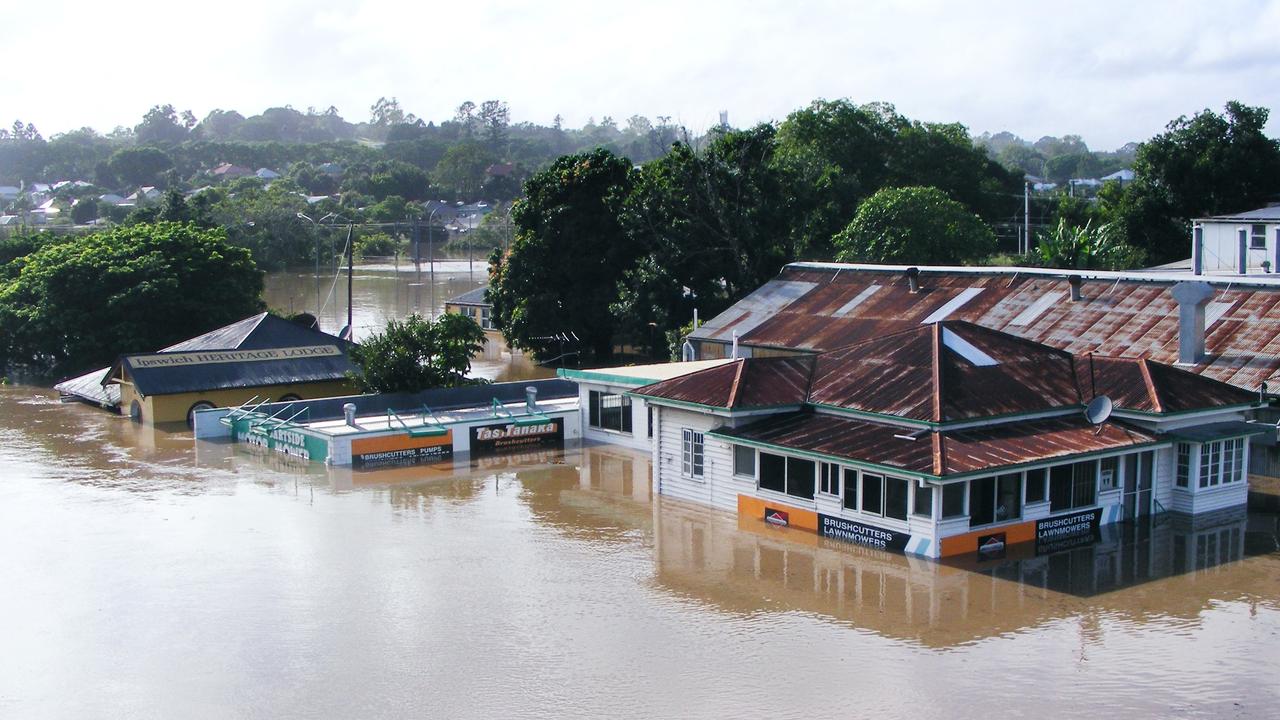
489 100 1280 362
0 99 686 198
975 131 1137 183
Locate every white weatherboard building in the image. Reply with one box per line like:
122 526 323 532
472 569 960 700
1193 206 1280 274
558 360 734 451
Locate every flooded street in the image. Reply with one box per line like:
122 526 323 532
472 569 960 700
2 387 1279 719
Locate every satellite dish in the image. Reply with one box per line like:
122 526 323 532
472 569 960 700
1084 395 1113 425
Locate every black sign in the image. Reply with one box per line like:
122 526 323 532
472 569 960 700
1035 508 1102 555
764 507 790 527
353 444 452 469
470 417 565 456
818 513 910 552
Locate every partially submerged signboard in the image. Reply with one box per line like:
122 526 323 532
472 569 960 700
351 431 454 469
470 418 565 456
229 416 330 463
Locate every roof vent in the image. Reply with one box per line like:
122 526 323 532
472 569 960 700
906 267 921 294
1171 281 1213 364
1068 275 1083 302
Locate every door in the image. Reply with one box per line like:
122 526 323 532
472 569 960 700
1123 451 1154 520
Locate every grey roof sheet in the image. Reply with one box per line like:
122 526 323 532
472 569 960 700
163 313 350 352
55 366 120 408
1199 206 1280 222
446 286 490 306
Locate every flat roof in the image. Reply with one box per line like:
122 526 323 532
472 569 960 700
559 359 734 387
304 397 578 437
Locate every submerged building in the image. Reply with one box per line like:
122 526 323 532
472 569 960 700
57 313 359 426
632 320 1265 559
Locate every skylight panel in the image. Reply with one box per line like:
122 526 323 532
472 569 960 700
941 327 998 367
921 287 984 324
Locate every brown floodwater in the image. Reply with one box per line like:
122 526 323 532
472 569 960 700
2 387 1279 719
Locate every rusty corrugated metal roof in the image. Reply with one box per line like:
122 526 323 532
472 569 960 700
1076 355 1258 414
808 322 1081 422
690 264 1280 392
633 356 813 409
714 411 1161 478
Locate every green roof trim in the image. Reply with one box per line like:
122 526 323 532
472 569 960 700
557 368 658 387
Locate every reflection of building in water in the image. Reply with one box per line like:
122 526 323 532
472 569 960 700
653 496 1277 647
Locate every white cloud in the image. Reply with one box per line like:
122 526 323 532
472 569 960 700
2 0 1277 149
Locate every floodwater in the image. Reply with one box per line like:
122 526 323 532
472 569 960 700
2 388 1279 720
263 260 494 343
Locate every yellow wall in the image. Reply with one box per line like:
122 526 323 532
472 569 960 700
120 379 358 426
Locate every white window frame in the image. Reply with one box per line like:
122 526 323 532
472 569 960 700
732 444 756 478
818 462 841 497
681 428 704 479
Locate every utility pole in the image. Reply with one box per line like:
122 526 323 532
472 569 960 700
1023 181 1031 255
344 223 354 340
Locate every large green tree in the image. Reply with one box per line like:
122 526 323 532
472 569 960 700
488 148 638 360
833 186 995 265
348 313 485 393
0 222 263 376
618 125 794 355
1117 101 1280 263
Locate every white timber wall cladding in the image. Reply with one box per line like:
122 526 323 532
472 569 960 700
1154 446 1175 512
654 407 738 513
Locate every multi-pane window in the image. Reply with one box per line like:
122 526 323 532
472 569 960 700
818 462 840 496
681 429 704 478
1025 468 1047 503
1251 224 1267 249
1197 438 1246 488
969 474 1023 526
1176 443 1191 488
860 473 908 520
757 452 814 500
588 390 632 433
1050 460 1097 513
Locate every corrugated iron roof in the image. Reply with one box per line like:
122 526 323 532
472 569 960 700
714 411 1161 478
651 318 1253 422
690 264 1280 392
446 286 490 307
808 322 1080 422
633 356 813 409
163 313 350 353
54 366 120 408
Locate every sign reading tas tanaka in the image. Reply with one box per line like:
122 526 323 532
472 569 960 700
818 513 910 552
470 417 564 456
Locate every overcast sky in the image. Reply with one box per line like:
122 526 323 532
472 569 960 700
4 0 1278 150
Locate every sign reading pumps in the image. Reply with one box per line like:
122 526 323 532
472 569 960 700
470 418 564 456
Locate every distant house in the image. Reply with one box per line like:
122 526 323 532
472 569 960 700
98 193 130 207
422 199 459 224
29 182 52 194
485 163 517 178
317 162 343 176
53 180 94 191
1192 205 1280 274
126 186 162 203
1101 169 1135 184
444 286 510 361
31 198 60 217
0 215 21 226
0 186 22 201
256 167 281 180
211 163 254 180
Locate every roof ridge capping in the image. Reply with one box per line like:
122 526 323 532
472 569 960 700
783 261 1280 287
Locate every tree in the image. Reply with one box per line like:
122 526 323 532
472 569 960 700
369 97 406 127
433 142 496 199
107 146 173 189
488 148 638 360
69 197 98 224
347 313 485 393
0 222 263 376
618 125 794 355
477 100 510 150
1117 101 1280 263
135 104 190 145
832 186 995 265
1034 219 1144 270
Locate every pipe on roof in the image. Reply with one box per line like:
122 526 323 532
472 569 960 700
906 266 921 294
1068 274 1083 302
